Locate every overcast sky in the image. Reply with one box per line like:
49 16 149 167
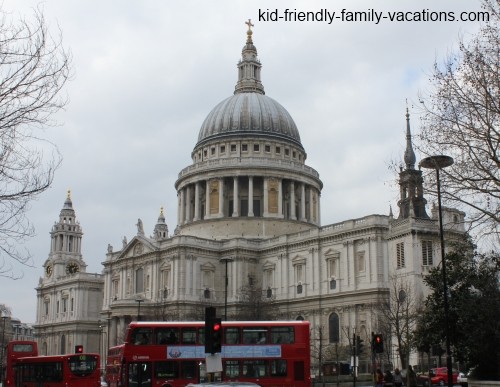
1 0 484 323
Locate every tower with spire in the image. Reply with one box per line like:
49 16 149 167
35 191 103 356
397 108 429 219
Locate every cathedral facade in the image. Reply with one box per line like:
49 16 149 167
35 25 466 372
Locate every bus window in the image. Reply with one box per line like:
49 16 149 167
129 362 152 387
243 360 267 377
224 360 240 378
180 361 197 380
156 328 179 344
181 328 196 344
225 327 240 344
271 326 295 344
154 361 178 378
271 359 288 377
132 328 153 345
242 328 268 344
198 327 205 344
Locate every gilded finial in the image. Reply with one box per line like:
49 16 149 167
160 206 164 216
67 189 71 199
245 19 254 43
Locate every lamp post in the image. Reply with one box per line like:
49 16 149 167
420 155 454 387
220 257 234 321
135 298 143 321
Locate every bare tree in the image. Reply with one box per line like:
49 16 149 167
378 275 422 370
232 281 280 321
417 0 499 245
0 6 70 278
0 7 70 277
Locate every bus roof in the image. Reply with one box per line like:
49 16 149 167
128 321 309 328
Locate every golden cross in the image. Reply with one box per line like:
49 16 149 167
245 19 254 32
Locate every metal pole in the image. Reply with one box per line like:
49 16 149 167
420 155 454 387
436 168 453 387
224 259 228 321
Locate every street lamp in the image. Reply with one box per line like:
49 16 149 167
135 298 143 321
220 257 234 321
420 155 454 387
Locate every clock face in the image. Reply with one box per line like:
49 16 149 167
66 262 79 274
45 265 53 277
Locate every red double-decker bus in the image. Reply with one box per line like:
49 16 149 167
115 320 310 387
2 340 38 386
15 353 100 386
105 344 125 387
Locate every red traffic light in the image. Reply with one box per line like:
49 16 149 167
213 322 221 331
75 345 83 353
375 336 382 343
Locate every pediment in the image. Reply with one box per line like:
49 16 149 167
291 254 306 265
200 262 215 271
324 248 341 259
263 261 276 270
119 235 156 258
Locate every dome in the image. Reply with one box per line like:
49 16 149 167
196 92 302 148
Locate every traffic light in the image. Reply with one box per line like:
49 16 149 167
75 345 83 354
356 335 364 356
211 317 222 353
204 307 216 354
373 334 384 353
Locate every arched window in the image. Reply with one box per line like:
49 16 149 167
329 313 340 343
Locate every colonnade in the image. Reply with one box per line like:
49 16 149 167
177 175 321 226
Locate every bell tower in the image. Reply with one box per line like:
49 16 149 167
397 109 429 219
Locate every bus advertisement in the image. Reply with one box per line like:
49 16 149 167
114 320 310 387
2 340 38 386
15 353 101 387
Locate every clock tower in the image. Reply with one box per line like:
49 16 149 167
35 191 104 356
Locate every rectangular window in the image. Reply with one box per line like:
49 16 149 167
265 145 271 153
397 242 405 268
270 326 294 344
327 259 337 278
253 144 259 152
62 298 67 313
242 144 248 152
224 360 240 378
225 327 240 344
422 240 433 266
230 144 237 152
357 251 365 273
285 148 290 156
220 145 226 154
276 146 281 154
211 147 215 155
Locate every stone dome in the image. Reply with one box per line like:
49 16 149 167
196 92 302 149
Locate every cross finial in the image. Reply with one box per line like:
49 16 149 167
245 19 254 32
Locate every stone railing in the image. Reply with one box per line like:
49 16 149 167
177 157 320 179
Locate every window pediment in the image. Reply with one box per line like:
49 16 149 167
291 254 306 266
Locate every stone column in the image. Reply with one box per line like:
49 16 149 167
193 182 200 221
180 189 185 225
232 177 239 217
300 183 306 221
205 180 210 219
278 178 283 218
218 178 224 218
185 185 191 223
263 177 269 217
290 181 296 220
248 176 254 217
